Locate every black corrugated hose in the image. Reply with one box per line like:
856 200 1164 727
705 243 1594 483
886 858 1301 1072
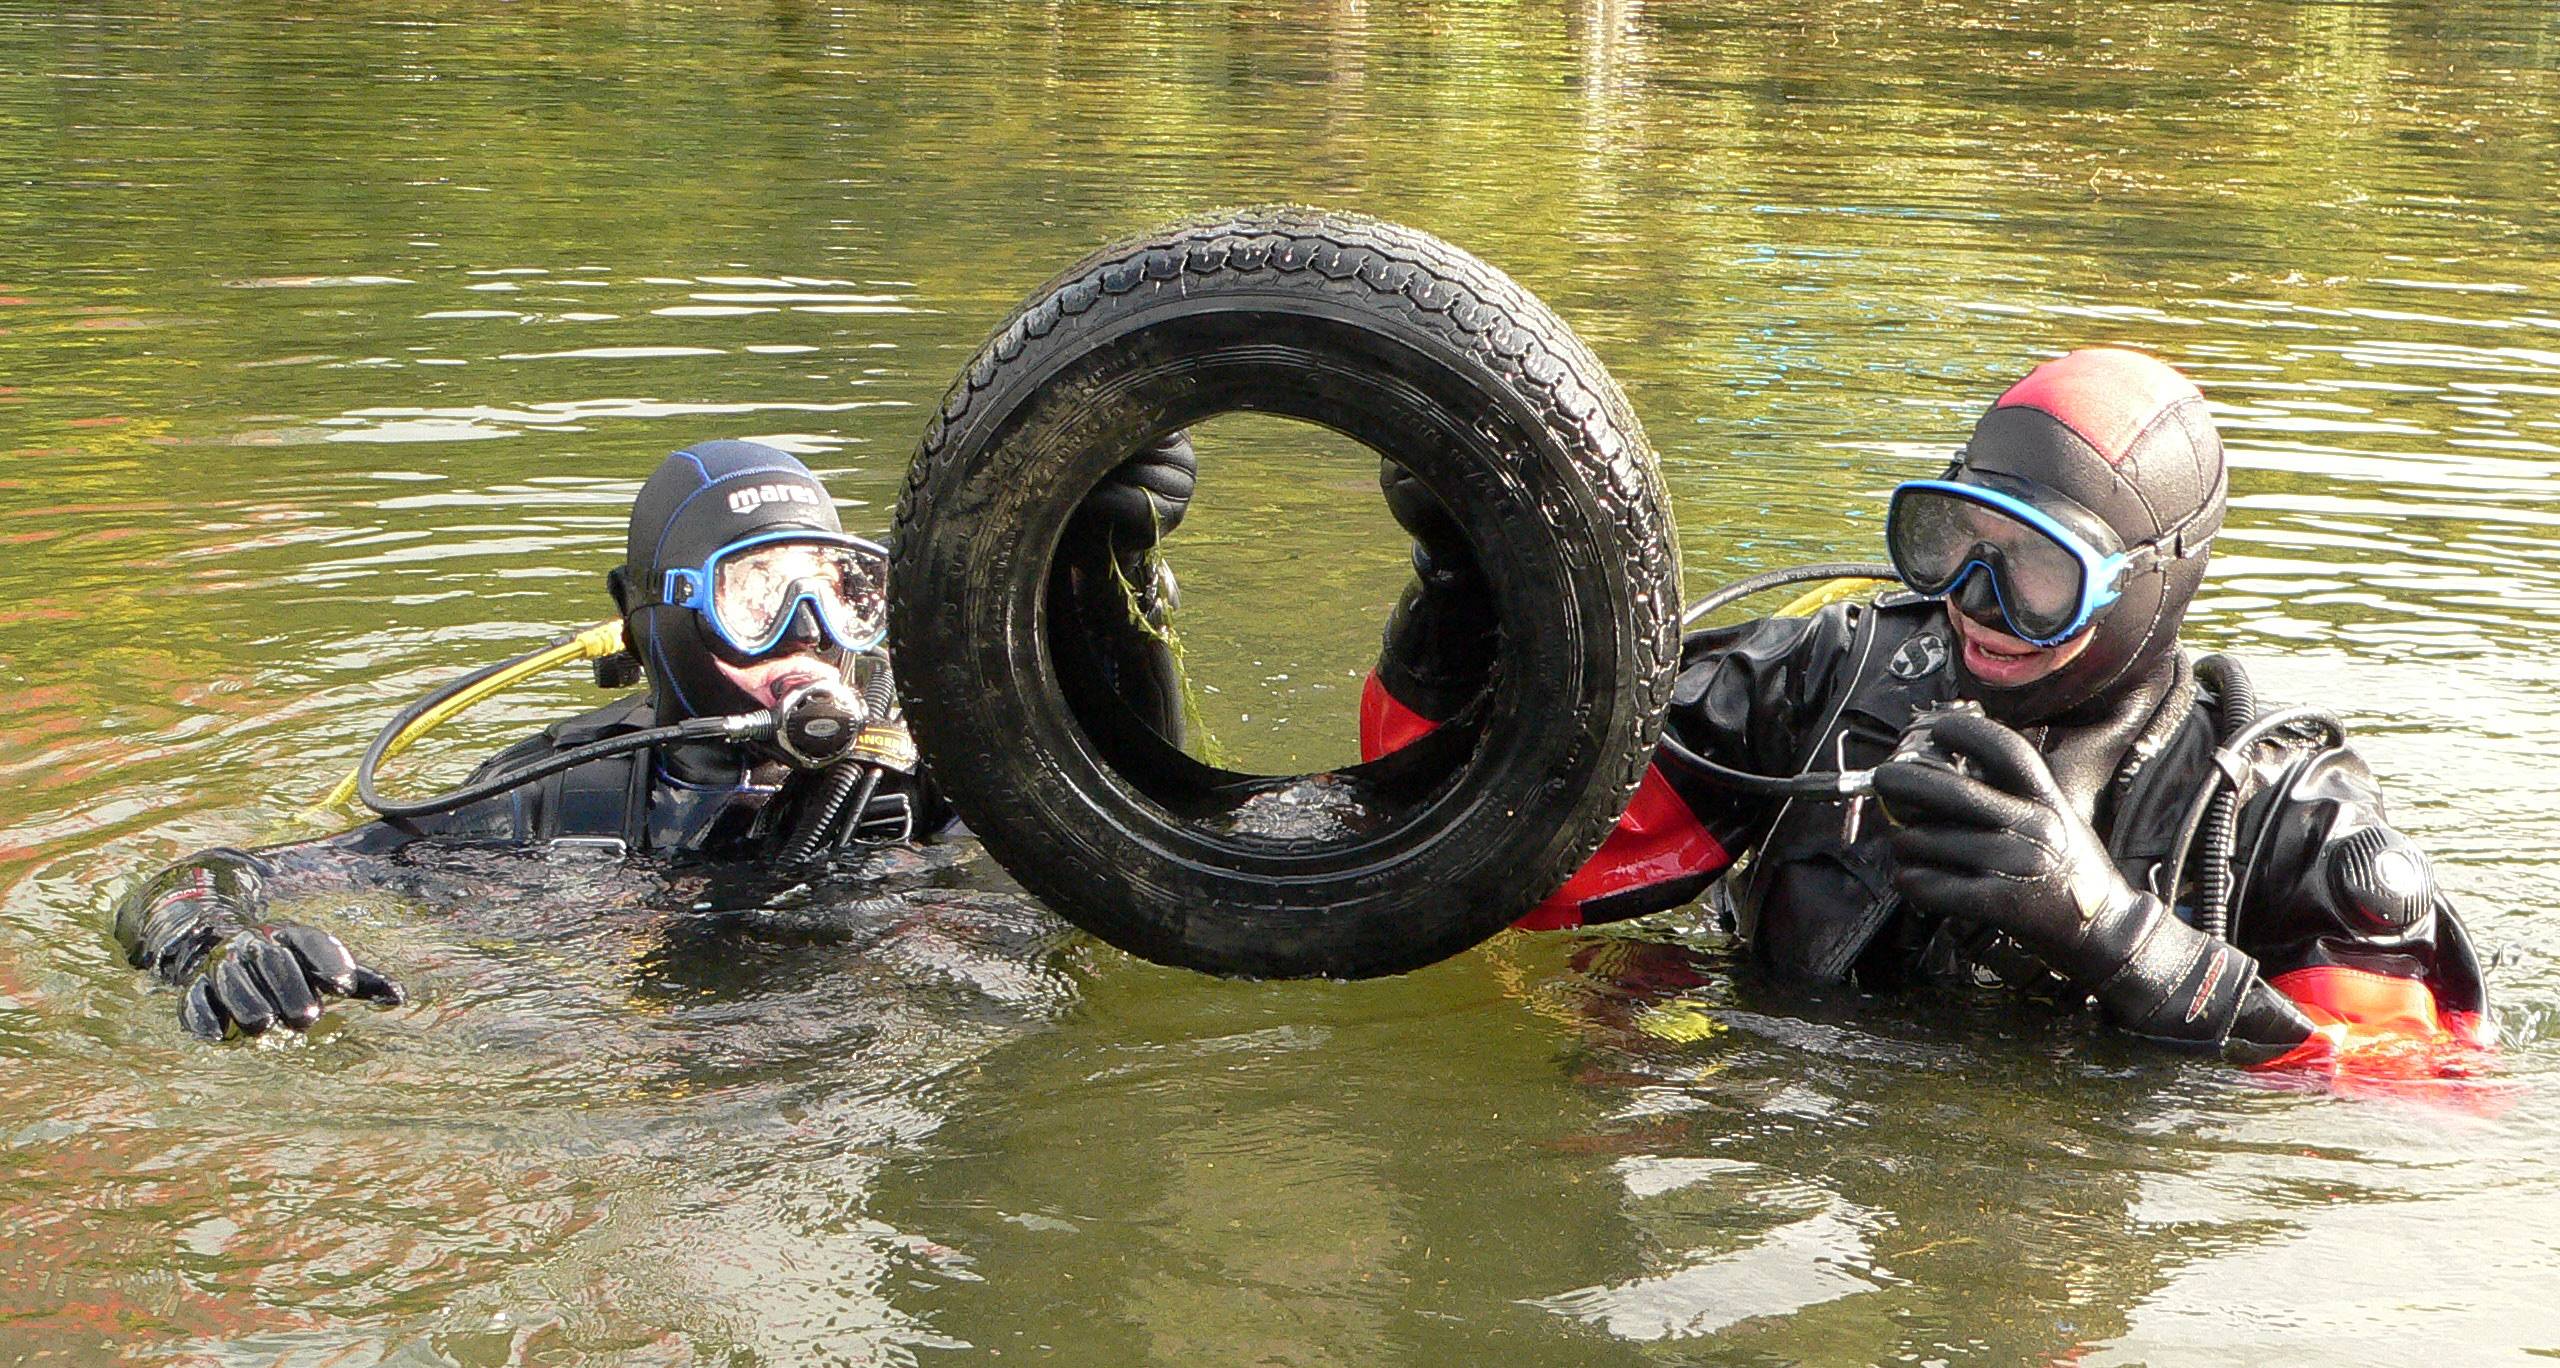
2191 654 2256 940
777 659 901 865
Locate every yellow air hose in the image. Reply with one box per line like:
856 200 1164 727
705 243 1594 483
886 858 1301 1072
304 620 629 821
1774 575 1893 620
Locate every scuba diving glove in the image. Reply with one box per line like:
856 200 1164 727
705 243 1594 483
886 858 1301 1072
1049 432 1201 747
1376 459 1498 722
116 849 403 1041
1076 430 1197 564
1871 709 2307 1054
1067 429 1197 615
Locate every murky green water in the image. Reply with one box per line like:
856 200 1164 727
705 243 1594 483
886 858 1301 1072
6 2 2560 1362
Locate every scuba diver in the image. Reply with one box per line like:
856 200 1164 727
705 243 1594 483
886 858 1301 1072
1363 347 2492 1071
116 436 1196 1041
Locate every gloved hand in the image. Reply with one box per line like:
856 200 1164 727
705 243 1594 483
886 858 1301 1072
1077 430 1196 562
1055 432 1197 745
116 850 403 1041
1870 708 2261 1048
1375 459 1495 722
1380 458 1477 586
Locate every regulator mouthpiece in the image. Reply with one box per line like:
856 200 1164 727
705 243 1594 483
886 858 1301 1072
769 679 868 768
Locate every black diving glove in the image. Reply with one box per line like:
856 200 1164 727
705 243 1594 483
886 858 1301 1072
115 849 403 1041
1375 459 1497 722
1053 432 1199 745
1074 430 1196 581
1870 709 2264 1051
1380 457 1483 589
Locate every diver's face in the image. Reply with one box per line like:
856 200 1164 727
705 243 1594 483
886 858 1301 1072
1945 601 2094 688
715 641 849 711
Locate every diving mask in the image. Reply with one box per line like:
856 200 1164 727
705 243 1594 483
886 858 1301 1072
659 530 889 658
1885 478 2208 647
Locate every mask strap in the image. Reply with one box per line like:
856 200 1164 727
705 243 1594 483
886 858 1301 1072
2127 491 2222 567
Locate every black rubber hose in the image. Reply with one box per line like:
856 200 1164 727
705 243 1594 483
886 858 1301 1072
779 762 880 865
1653 730 1868 799
2156 697 2346 926
1652 561 1904 797
1680 561 1902 628
860 656 897 720
2218 707 2343 764
2191 654 2256 940
346 642 553 822
776 658 901 864
353 633 601 819
360 650 543 772
360 713 744 821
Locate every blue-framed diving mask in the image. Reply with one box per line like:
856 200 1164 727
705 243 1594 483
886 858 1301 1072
658 530 889 658
1885 477 2201 647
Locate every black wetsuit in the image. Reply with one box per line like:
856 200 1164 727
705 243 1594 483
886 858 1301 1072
1367 348 2495 1067
379 694 939 859
113 688 950 1033
1365 592 2493 1063
1687 599 2478 1013
118 432 1195 1040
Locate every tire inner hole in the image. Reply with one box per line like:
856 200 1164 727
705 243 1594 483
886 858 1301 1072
1142 412 1429 778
